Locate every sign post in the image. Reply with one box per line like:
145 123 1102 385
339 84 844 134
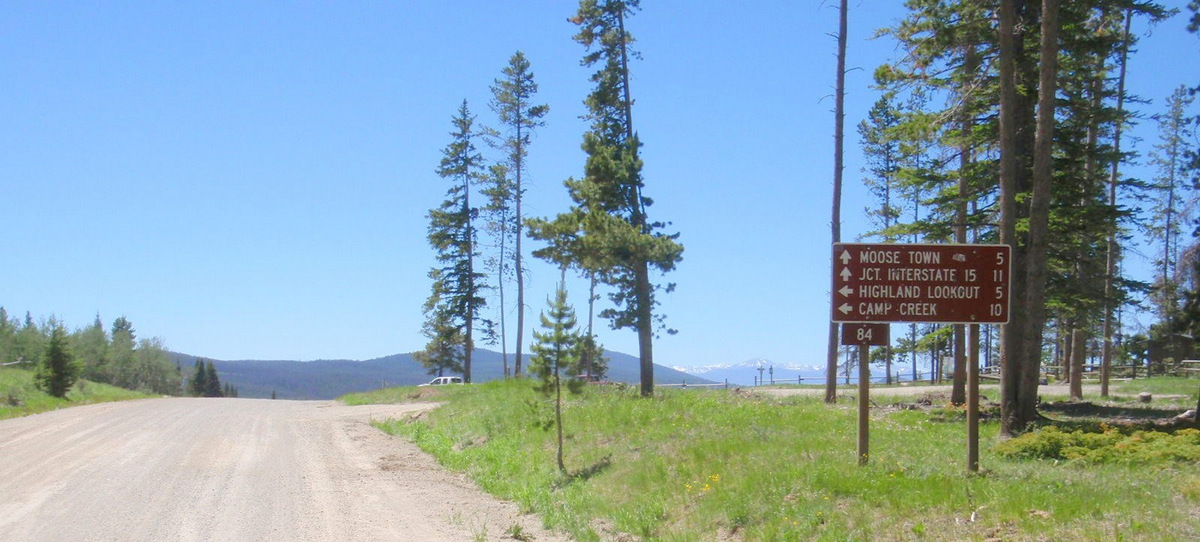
967 324 980 472
832 243 1010 469
842 323 888 465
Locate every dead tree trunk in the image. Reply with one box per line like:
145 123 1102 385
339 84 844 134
825 0 849 404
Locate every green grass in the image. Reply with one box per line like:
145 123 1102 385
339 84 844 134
355 379 1200 541
0 367 153 420
340 384 461 405
1112 376 1200 401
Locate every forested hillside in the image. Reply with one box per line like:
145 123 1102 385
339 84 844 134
169 349 712 400
0 308 181 396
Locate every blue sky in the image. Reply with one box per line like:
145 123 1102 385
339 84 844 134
2 1 1197 367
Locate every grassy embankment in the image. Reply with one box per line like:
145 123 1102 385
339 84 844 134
0 367 152 420
349 379 1200 541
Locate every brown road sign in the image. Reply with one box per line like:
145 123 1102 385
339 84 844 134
841 323 889 346
832 243 1011 324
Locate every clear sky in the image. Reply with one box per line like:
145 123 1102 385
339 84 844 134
2 1 1197 367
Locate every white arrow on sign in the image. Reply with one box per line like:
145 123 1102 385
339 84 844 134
838 303 853 315
840 250 852 264
839 285 853 297
840 267 852 280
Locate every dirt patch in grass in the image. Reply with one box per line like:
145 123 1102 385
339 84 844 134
406 387 444 401
1041 400 1184 417
1040 400 1197 431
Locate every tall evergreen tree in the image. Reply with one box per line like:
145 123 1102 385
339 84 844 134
75 314 109 383
203 361 222 398
488 51 548 379
1101 8 1134 398
109 316 137 389
421 100 490 383
1145 86 1198 322
858 94 903 385
190 359 207 396
546 0 682 398
481 164 515 377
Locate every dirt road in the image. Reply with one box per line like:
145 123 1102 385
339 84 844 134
0 398 567 542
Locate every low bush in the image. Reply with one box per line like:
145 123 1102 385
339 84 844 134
997 425 1200 464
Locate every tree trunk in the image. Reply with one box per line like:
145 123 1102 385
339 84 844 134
499 227 509 378
885 344 892 385
464 172 475 384
911 324 918 382
825 0 848 404
1070 328 1085 401
951 44 976 406
1061 321 1072 383
1102 11 1132 398
584 275 597 376
998 0 1026 437
1018 0 1059 429
514 110 526 379
931 336 939 384
553 340 565 473
635 262 654 397
615 6 656 398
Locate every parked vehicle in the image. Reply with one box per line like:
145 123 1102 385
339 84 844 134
418 376 464 387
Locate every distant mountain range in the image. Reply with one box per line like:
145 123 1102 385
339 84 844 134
170 348 714 400
672 358 825 386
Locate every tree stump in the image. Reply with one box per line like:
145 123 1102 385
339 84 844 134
1138 392 1152 403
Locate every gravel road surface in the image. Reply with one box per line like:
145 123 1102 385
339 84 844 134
0 398 568 542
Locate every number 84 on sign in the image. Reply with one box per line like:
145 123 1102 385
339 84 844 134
842 323 889 346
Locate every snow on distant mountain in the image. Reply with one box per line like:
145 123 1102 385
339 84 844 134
672 358 825 386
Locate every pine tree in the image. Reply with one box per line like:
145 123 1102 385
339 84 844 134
75 314 109 383
481 163 515 377
37 325 81 398
875 0 1168 431
488 51 548 378
414 296 466 377
0 307 15 364
421 100 490 383
109 316 136 389
1145 86 1197 322
858 94 903 386
190 360 207 396
534 0 682 398
15 312 46 366
529 283 583 473
203 361 222 398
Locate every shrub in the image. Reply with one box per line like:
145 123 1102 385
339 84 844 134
997 426 1200 464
